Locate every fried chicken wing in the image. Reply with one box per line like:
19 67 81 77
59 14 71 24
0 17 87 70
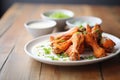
92 24 102 34
86 24 92 33
50 35 70 45
50 27 79 54
50 25 116 61
55 27 79 39
92 24 103 43
85 33 106 58
51 38 72 54
65 32 84 60
100 37 116 52
50 27 79 45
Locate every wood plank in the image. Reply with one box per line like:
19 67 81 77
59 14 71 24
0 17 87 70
0 3 25 37
0 3 25 71
107 6 120 27
102 55 120 80
0 3 26 69
40 64 55 80
108 6 120 21
91 6 120 38
40 64 101 80
0 3 42 80
0 34 41 80
39 4 94 17
91 6 120 80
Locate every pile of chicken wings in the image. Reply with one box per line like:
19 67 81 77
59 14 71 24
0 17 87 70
50 25 116 60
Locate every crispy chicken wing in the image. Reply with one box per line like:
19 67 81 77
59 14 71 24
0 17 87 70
50 25 115 61
85 33 106 58
100 37 116 52
86 24 92 33
92 24 103 43
65 32 84 60
51 38 72 54
55 27 79 39
50 27 79 54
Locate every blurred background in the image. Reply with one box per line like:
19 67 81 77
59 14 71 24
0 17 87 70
0 0 120 18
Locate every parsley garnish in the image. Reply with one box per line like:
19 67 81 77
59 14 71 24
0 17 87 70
43 47 51 54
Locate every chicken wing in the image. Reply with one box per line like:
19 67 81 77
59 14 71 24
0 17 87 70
86 24 92 33
85 33 106 58
100 37 116 52
50 27 79 54
50 25 116 61
54 27 79 39
92 24 103 43
51 38 72 54
50 27 79 46
65 32 84 60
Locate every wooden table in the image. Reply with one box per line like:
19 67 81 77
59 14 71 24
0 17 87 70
0 3 120 80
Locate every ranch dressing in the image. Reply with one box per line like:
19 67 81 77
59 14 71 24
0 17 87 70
32 40 70 61
28 21 55 29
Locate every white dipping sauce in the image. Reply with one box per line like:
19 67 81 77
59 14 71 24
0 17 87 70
28 21 56 29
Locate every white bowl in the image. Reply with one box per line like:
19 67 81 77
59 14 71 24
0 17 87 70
41 9 74 31
24 19 56 37
66 16 102 28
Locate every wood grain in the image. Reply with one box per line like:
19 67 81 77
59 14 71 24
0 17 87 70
91 6 120 80
0 3 25 37
0 3 120 80
0 3 25 70
91 6 120 37
0 3 42 80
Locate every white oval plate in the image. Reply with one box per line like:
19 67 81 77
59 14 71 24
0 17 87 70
24 33 120 66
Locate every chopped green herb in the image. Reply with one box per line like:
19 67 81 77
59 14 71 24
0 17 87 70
61 52 68 58
93 29 99 33
53 57 59 60
57 53 68 58
85 55 95 60
60 39 65 42
78 25 86 32
79 25 83 29
57 54 61 57
47 56 54 59
47 56 59 60
43 47 51 54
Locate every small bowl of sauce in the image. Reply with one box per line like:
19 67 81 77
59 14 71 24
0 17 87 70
24 19 56 37
41 9 74 31
66 16 102 28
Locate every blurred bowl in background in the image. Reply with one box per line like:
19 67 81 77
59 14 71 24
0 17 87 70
66 16 102 28
24 19 56 38
41 9 74 31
